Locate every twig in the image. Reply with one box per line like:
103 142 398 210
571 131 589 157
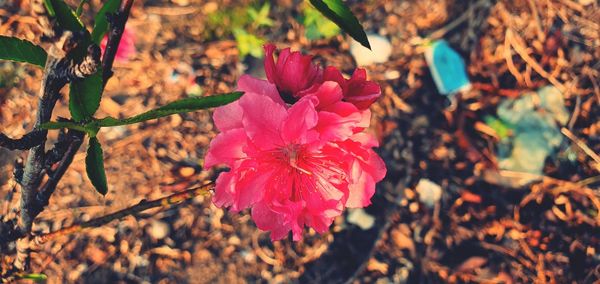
427 0 491 40
3 183 211 282
527 0 545 43
0 131 46 151
505 29 524 85
33 183 212 245
561 127 600 173
35 131 85 214
0 182 214 282
506 29 567 92
19 53 69 235
101 0 134 85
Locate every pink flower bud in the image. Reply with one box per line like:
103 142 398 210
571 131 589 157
264 44 322 102
323 66 381 110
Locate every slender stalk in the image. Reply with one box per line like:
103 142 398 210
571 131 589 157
102 0 134 84
33 183 212 245
0 131 46 151
19 55 68 233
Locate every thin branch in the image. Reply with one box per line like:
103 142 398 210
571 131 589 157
102 0 134 84
0 131 46 151
3 183 212 282
19 54 69 234
34 183 213 245
35 131 85 214
561 127 600 173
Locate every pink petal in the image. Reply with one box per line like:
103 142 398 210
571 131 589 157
322 67 381 110
305 81 343 110
345 160 376 207
213 171 236 209
264 44 277 84
233 168 273 211
239 93 287 150
237 74 285 106
281 96 319 144
316 111 363 142
350 132 379 148
204 128 247 168
344 81 381 110
252 202 289 240
323 66 346 87
213 101 243 132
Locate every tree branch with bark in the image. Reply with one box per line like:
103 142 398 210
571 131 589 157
0 0 135 273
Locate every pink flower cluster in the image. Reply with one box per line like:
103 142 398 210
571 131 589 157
205 44 386 241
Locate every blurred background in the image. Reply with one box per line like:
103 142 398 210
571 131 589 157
1 0 600 283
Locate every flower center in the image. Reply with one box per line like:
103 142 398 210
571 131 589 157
280 144 311 175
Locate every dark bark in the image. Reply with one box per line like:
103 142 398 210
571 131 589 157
0 131 46 151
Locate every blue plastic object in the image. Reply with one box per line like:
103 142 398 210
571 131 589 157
424 40 471 95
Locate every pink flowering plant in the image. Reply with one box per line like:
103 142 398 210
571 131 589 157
0 0 378 279
205 45 386 240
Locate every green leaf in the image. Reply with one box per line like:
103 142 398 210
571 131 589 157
309 0 370 49
248 2 274 28
17 273 48 282
69 70 103 122
0 36 48 67
303 4 341 40
91 0 121 44
41 92 243 133
47 0 86 32
233 29 265 59
86 137 108 195
96 92 244 127
484 115 512 140
43 0 56 16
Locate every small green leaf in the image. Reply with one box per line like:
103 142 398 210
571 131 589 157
43 0 56 16
17 273 48 282
309 0 370 49
86 137 108 195
248 2 274 28
69 70 103 122
96 92 244 127
0 36 48 67
233 29 265 59
91 0 121 44
303 4 341 40
47 0 86 32
484 115 512 140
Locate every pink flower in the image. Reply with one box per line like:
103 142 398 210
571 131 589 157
264 44 322 102
205 75 386 241
100 26 136 62
264 45 381 110
323 66 382 110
